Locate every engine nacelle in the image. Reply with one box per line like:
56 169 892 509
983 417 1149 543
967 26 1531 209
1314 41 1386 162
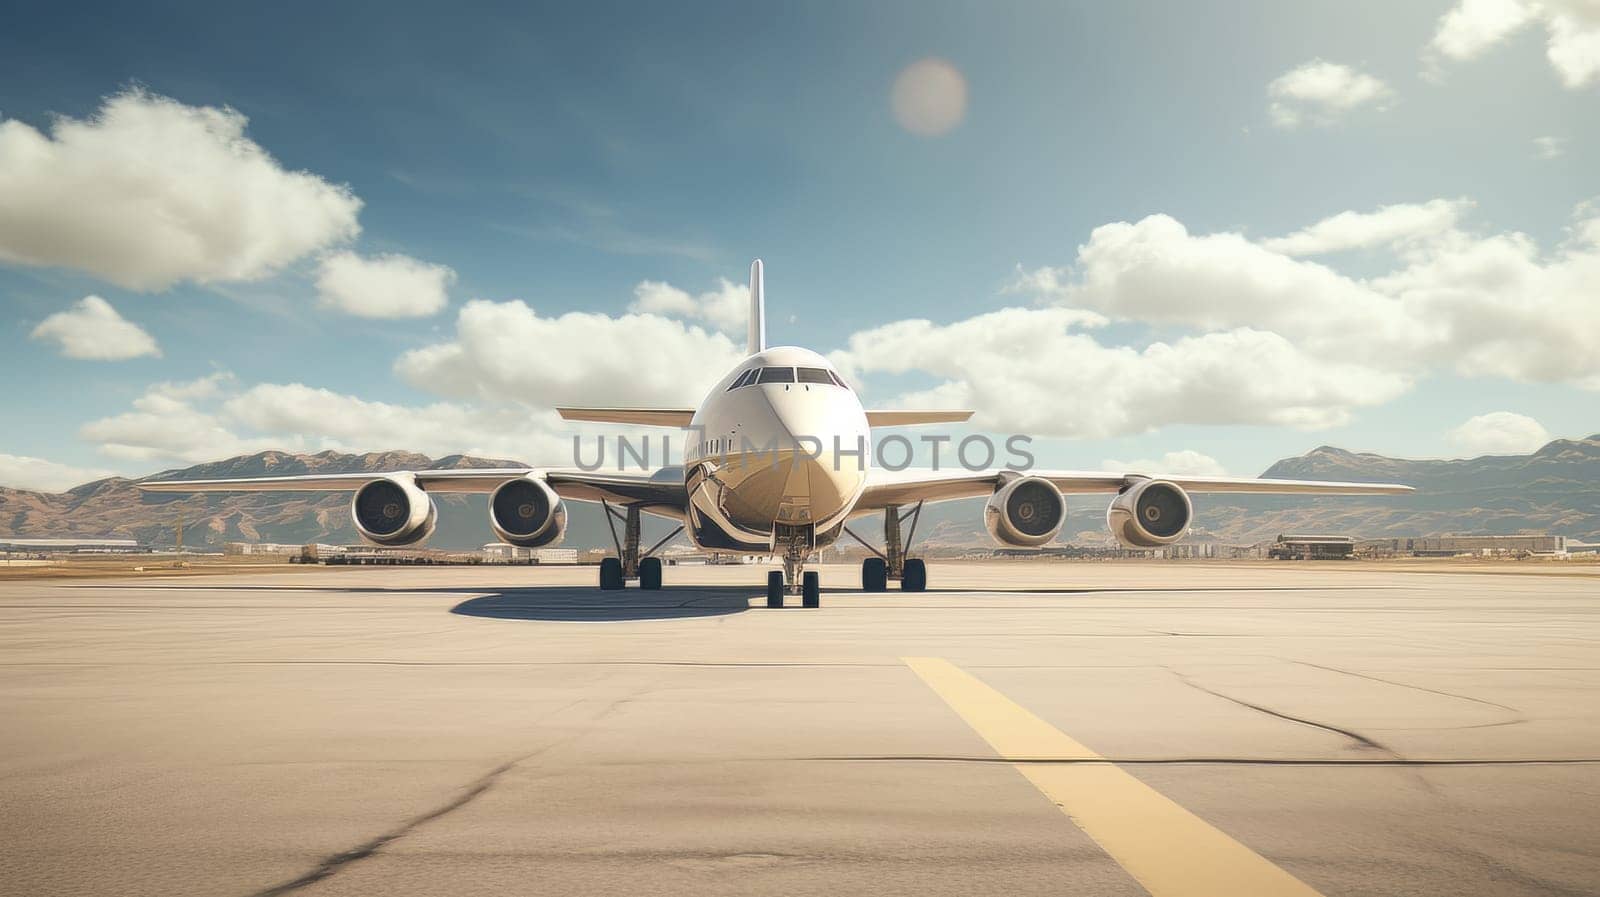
488 475 567 548
1106 479 1193 548
984 476 1066 547
351 474 437 546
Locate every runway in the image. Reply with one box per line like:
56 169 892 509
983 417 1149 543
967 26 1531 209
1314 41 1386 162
2 561 1598 897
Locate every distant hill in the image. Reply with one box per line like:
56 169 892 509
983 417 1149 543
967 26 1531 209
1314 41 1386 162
1194 434 1600 543
0 450 640 551
3 436 1597 550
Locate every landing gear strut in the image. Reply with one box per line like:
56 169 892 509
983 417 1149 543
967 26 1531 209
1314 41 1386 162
598 501 682 590
766 524 821 608
844 501 926 592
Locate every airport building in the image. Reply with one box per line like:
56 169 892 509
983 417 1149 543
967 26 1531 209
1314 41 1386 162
479 544 580 564
1268 535 1357 560
0 537 143 556
223 542 304 556
1359 534 1569 557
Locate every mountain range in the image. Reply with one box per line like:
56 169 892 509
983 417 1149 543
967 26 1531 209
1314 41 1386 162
3 436 1597 550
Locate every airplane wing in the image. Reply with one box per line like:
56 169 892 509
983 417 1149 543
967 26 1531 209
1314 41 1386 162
554 408 975 428
854 468 1413 511
138 467 691 511
863 410 975 426
556 407 696 427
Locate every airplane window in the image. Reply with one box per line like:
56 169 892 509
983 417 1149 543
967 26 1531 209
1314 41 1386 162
728 369 756 390
797 367 834 385
829 371 851 390
757 367 795 384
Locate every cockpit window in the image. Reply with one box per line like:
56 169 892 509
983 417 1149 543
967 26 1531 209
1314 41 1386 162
757 366 795 384
727 369 756 390
796 367 834 385
829 371 851 390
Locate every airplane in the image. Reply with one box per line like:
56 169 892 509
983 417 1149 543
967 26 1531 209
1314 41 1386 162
140 260 1413 608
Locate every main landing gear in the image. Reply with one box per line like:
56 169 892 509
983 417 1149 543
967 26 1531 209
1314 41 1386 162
597 501 681 591
844 501 927 592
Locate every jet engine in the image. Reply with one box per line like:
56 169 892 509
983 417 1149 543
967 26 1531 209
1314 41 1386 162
1106 479 1192 548
351 474 437 546
984 476 1066 547
488 475 568 548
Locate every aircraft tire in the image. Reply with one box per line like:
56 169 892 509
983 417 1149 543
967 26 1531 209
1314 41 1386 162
599 557 624 590
766 570 784 608
639 557 662 590
901 558 927 592
861 557 888 592
802 571 820 608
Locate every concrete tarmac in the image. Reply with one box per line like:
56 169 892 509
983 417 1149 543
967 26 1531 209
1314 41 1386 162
1 561 1597 897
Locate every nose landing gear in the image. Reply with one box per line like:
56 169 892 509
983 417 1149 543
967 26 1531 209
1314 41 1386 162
767 525 822 608
765 568 821 608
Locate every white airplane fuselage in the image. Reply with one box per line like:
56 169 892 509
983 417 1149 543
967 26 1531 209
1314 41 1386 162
683 346 870 553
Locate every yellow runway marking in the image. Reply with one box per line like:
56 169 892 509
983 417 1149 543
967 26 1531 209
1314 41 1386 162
904 657 1326 897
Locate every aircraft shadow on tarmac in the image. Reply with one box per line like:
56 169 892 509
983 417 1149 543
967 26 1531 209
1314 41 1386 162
449 586 757 622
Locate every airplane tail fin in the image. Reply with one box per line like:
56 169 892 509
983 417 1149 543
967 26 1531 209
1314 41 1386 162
748 258 766 355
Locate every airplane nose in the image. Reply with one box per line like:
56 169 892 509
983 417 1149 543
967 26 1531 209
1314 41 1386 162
755 388 866 525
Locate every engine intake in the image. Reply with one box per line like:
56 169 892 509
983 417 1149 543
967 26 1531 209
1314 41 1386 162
489 476 567 548
984 476 1066 547
351 475 437 546
1107 479 1192 548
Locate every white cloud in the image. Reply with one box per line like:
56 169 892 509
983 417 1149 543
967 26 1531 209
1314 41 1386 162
80 374 284 463
1026 214 1421 364
0 454 118 492
1267 60 1394 128
1431 0 1538 58
78 373 580 466
316 251 455 318
1369 222 1600 387
30 295 161 360
890 58 968 136
830 309 1409 438
1262 199 1473 255
396 300 746 407
0 88 361 290
220 384 572 461
1429 0 1600 88
629 278 747 334
1015 202 1600 390
1448 411 1552 455
1102 450 1228 477
852 200 1600 439
1533 135 1567 158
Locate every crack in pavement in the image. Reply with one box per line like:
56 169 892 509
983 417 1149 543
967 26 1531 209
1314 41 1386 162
1165 667 1461 800
246 688 649 896
1288 659 1524 716
1166 669 1395 754
247 753 531 897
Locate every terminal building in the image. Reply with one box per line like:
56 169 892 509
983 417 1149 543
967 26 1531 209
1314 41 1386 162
479 544 579 564
1269 535 1357 560
1359 535 1569 557
0 537 142 556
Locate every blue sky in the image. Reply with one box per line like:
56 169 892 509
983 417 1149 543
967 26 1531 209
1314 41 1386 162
2 0 1597 490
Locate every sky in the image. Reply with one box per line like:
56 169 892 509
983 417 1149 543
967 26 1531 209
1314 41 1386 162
2 0 1597 491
